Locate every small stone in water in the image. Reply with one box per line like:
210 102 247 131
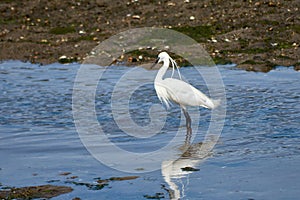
181 167 200 171
59 172 71 176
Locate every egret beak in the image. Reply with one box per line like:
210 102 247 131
151 58 159 69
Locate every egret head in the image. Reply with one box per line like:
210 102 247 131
151 51 182 79
151 52 170 69
156 52 170 64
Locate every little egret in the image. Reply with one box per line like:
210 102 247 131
151 52 219 134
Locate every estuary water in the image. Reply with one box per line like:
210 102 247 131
0 61 299 199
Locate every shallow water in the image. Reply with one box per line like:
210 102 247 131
0 61 299 199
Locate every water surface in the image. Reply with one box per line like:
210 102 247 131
0 61 299 199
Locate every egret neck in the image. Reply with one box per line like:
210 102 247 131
155 58 170 82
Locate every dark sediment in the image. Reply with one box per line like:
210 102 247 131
0 175 140 199
0 0 299 72
0 185 73 199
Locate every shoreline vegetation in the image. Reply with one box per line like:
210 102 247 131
0 0 299 72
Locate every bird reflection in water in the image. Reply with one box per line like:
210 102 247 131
161 132 217 200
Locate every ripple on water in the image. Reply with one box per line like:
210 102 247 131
0 61 299 199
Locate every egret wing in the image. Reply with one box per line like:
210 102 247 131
156 78 216 109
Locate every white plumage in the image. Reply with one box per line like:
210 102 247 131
152 52 219 134
155 78 216 109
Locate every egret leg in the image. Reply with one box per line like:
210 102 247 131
182 108 192 136
185 128 192 146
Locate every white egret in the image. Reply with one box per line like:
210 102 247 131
151 52 219 134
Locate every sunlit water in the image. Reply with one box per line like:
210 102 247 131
0 61 299 199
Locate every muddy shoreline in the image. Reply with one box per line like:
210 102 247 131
0 0 299 72
0 174 140 199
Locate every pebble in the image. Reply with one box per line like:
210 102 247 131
270 43 278 47
0 29 9 37
128 56 138 62
254 2 261 6
79 30 86 34
211 38 218 43
132 15 141 20
189 16 195 20
167 2 176 6
59 55 67 60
